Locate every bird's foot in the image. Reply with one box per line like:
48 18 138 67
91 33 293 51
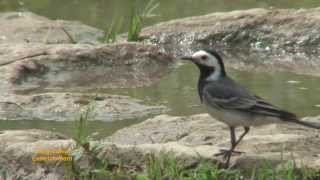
214 149 244 160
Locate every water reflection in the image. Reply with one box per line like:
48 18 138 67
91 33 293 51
0 118 143 139
104 63 320 118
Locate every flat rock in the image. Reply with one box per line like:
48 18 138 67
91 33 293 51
0 130 200 180
106 114 320 170
0 43 174 90
2 113 320 179
141 8 320 76
0 12 103 44
0 129 74 180
0 92 168 121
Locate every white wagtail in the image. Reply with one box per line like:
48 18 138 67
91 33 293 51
181 49 320 167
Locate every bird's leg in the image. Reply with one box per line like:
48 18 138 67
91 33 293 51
214 127 250 167
231 126 250 152
214 126 236 158
223 127 236 167
215 127 250 156
224 126 250 167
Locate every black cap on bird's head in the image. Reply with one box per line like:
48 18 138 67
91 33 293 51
181 49 226 80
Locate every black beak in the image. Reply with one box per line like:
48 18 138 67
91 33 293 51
180 56 194 61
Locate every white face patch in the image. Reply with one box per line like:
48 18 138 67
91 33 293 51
191 50 222 81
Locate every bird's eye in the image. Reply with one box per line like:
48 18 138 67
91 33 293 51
201 55 207 60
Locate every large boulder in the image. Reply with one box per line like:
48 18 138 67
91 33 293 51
0 43 174 90
142 8 320 54
0 12 103 44
141 8 320 76
0 93 168 121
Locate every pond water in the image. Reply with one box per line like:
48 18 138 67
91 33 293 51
106 63 320 118
0 0 320 138
1 63 320 138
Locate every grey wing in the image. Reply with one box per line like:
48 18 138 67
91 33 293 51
202 82 257 110
203 79 297 120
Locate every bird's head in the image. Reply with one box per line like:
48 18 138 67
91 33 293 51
181 49 226 80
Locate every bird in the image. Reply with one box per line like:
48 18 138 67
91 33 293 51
181 49 320 167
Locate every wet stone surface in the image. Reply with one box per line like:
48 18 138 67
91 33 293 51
0 93 168 122
0 42 174 90
140 8 320 76
141 8 320 55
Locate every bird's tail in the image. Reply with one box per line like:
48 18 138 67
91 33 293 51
289 118 320 129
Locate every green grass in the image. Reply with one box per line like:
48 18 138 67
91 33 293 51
73 104 95 149
103 16 124 43
145 152 182 180
127 11 142 42
127 0 159 42
103 0 159 43
185 163 242 180
0 167 7 180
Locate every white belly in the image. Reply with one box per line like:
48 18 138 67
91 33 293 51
205 104 281 127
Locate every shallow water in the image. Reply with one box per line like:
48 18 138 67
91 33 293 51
1 63 320 138
0 118 143 138
0 0 320 138
105 63 320 118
